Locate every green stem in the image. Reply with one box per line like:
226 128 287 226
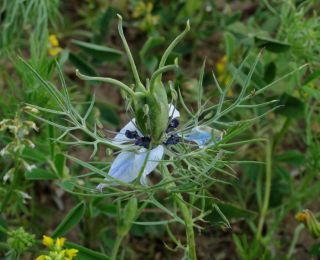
174 194 197 259
256 142 272 241
158 20 190 79
163 166 197 259
117 14 145 91
76 69 135 97
111 235 124 260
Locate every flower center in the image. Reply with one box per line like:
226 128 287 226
164 134 180 145
166 118 179 133
125 118 180 148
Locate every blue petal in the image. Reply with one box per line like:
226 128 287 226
97 146 164 189
136 145 164 185
183 126 223 148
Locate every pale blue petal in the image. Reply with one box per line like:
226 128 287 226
96 151 141 190
97 146 164 189
183 126 223 148
168 104 180 119
108 151 141 182
113 119 142 144
135 145 164 185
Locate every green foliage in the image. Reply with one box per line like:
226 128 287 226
0 0 319 259
52 202 86 238
7 227 35 253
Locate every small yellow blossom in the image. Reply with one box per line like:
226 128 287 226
48 34 62 57
65 248 79 259
216 55 233 96
42 235 54 248
132 1 159 31
49 34 59 47
37 235 78 260
133 1 146 18
48 47 62 57
56 237 66 249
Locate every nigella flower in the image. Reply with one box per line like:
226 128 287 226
97 105 223 190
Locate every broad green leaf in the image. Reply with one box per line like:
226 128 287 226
25 168 57 180
275 150 305 165
303 85 320 99
22 147 47 162
93 7 115 44
69 53 98 76
224 32 235 59
54 153 66 178
185 0 202 16
144 57 158 72
95 101 120 127
72 40 122 61
95 203 117 217
303 70 320 85
211 201 257 221
52 201 86 238
310 243 320 256
139 36 165 72
58 180 75 192
65 241 109 260
276 93 304 118
270 177 290 208
139 36 165 59
254 36 290 53
264 62 276 84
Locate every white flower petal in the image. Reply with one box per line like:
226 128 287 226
107 151 141 182
113 119 142 144
97 145 164 189
135 145 164 185
183 126 223 148
168 104 180 119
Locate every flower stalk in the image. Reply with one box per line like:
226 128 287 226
163 165 197 260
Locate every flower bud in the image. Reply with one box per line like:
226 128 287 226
118 198 138 236
7 227 35 253
132 88 169 144
295 209 320 238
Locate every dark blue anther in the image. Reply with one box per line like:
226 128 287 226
125 130 139 139
135 136 151 148
166 118 179 133
164 134 180 146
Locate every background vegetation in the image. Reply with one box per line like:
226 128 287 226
0 0 320 259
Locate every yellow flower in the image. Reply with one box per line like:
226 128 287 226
133 1 146 18
216 55 233 96
132 1 158 31
55 237 66 249
48 34 62 57
216 55 228 75
49 34 60 47
42 235 54 248
48 47 62 57
65 248 79 259
295 209 320 238
295 211 309 223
